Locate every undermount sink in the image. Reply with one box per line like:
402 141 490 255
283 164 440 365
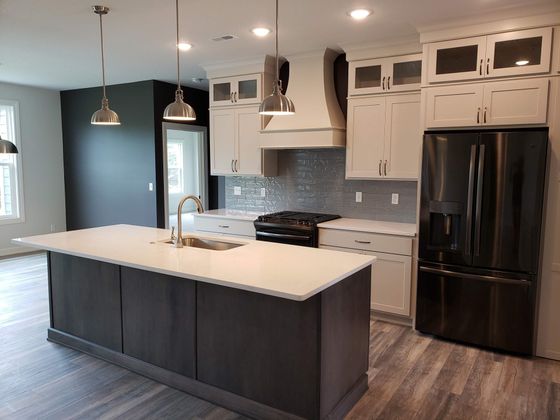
160 237 245 251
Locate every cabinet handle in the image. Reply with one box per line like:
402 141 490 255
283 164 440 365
355 240 371 244
382 76 386 90
483 107 487 124
387 76 391 90
479 59 483 75
235 159 239 172
230 92 234 103
234 92 238 102
384 160 388 176
378 160 382 176
486 58 490 75
218 225 230 229
477 107 480 124
231 159 234 172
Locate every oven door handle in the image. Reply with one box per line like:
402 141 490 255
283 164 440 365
256 231 312 241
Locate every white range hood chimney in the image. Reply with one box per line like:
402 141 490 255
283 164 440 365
260 49 346 149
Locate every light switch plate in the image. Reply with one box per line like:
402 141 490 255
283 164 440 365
148 182 154 191
234 186 242 196
260 188 266 197
392 193 399 205
355 191 362 203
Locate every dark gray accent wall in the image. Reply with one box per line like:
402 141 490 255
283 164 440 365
61 80 210 230
225 149 418 223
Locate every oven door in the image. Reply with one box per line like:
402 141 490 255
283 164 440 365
254 223 316 247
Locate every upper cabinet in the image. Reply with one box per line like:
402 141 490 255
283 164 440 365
349 54 422 96
427 27 553 83
210 74 263 106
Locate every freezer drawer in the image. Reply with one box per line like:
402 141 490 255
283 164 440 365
415 264 536 354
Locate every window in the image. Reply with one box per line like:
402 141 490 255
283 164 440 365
167 141 184 194
0 101 23 223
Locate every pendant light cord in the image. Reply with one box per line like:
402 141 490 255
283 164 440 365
275 0 279 88
99 13 107 100
175 0 182 93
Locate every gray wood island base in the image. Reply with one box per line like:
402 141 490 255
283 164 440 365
46 251 371 420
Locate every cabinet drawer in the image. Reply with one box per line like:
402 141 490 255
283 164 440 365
194 216 256 237
319 228 412 256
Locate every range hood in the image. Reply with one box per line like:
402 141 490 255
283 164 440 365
260 49 346 149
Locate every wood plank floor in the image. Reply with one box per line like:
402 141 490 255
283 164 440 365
1 254 559 419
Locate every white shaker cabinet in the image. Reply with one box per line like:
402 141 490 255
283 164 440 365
425 78 549 128
346 94 421 180
210 74 262 107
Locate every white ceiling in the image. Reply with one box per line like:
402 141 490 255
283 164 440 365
0 0 558 91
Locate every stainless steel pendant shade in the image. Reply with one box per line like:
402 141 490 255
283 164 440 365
91 6 121 126
0 135 18 154
259 0 295 116
164 0 196 121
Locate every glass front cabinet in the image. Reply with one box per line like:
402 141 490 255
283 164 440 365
349 53 422 96
210 74 262 106
427 27 553 83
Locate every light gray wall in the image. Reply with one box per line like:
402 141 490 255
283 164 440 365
225 149 417 223
0 82 66 255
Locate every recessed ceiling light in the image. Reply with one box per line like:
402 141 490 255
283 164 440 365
515 59 529 66
177 42 193 51
252 27 271 37
348 9 372 20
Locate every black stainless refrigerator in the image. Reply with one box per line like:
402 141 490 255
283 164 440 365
416 128 548 354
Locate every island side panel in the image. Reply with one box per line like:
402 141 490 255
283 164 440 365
48 252 122 352
197 282 321 420
319 266 371 419
121 267 196 378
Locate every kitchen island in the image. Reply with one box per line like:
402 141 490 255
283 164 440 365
13 225 375 420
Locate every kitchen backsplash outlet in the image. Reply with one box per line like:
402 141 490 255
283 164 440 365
224 149 417 223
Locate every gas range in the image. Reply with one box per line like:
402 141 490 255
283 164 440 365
254 211 340 248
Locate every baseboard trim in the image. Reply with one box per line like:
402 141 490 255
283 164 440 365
47 328 318 419
371 310 413 327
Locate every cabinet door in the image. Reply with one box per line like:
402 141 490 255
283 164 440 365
387 54 422 93
349 58 387 95
427 37 487 83
425 84 484 128
210 108 236 175
346 96 386 179
235 107 263 175
486 28 552 78
210 78 235 106
482 78 549 126
384 94 421 179
234 74 262 105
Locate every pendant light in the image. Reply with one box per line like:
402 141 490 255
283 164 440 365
259 0 295 116
0 135 18 154
163 0 196 121
91 6 121 125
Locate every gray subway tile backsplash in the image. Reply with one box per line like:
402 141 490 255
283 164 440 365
224 149 418 223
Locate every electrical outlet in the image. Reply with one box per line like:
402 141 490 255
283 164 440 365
50 224 56 232
148 182 154 191
260 188 266 198
234 186 242 196
355 191 362 203
392 193 399 205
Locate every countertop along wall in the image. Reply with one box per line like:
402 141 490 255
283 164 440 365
0 82 66 256
225 149 417 223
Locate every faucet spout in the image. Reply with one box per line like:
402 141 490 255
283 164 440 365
175 195 204 248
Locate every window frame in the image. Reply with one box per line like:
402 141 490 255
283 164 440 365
0 99 25 225
167 141 185 195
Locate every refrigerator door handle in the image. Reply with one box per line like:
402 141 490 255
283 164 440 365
419 266 531 285
474 144 485 257
465 144 477 255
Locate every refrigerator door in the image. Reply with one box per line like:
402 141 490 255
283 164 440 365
416 263 536 354
419 132 478 266
473 130 548 273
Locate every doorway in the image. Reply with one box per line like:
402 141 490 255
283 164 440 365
162 123 208 230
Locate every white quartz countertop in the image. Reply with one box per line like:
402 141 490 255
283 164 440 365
318 218 416 237
195 209 263 221
13 224 374 301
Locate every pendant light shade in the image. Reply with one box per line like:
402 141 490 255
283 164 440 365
164 0 196 121
91 6 121 126
0 135 18 154
259 0 295 116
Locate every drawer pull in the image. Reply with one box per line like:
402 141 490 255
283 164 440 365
355 240 371 244
218 225 230 228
